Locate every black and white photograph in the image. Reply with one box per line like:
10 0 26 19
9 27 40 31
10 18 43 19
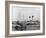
12 5 40 31
8 1 44 35
5 1 45 37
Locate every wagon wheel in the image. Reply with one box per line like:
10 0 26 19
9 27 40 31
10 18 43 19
15 26 21 31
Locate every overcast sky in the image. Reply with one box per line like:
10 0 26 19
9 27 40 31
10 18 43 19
12 6 40 21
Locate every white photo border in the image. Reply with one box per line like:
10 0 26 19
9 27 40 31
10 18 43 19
9 4 43 34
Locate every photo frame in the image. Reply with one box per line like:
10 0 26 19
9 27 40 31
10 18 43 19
5 1 45 37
